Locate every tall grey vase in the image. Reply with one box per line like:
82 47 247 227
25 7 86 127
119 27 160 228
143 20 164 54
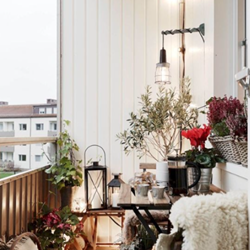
188 167 212 193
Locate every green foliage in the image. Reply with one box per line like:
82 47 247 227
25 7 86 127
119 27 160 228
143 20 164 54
185 148 225 168
45 120 83 190
117 78 198 160
212 121 230 136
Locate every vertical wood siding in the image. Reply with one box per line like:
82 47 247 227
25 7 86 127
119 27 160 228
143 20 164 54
61 0 189 183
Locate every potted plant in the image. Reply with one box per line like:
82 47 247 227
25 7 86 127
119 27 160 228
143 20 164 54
207 96 247 165
28 203 84 250
117 78 198 185
181 124 225 193
45 120 83 208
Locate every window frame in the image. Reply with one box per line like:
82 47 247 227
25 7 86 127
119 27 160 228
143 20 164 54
36 123 44 131
19 124 27 131
18 154 26 162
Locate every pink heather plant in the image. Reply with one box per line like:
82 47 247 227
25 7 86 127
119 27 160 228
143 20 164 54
207 96 245 136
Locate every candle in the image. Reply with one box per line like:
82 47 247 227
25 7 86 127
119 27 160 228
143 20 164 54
80 201 87 212
92 188 102 209
112 192 119 207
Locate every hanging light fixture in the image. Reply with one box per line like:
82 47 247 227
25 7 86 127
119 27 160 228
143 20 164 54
155 33 171 84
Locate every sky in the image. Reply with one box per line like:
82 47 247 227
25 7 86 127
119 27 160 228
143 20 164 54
0 0 57 105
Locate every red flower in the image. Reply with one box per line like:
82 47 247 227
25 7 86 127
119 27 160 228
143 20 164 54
42 212 61 227
57 223 71 230
182 125 211 149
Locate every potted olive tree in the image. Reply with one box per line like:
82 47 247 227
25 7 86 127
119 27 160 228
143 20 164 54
45 120 83 208
117 78 198 184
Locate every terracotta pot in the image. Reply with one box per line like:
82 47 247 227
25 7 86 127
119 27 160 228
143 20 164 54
60 186 73 209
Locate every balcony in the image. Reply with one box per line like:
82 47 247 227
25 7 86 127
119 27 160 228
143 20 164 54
0 137 59 241
0 146 14 152
47 130 57 137
0 131 15 137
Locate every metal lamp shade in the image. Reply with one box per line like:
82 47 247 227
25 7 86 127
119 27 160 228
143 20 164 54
155 62 171 84
108 173 124 208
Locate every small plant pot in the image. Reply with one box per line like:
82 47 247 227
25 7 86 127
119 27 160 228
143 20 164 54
188 167 212 193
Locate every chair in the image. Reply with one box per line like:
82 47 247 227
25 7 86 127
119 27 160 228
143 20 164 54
155 191 248 250
0 232 42 250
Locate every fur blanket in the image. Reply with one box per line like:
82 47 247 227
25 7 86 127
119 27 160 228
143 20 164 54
167 191 248 250
123 210 168 244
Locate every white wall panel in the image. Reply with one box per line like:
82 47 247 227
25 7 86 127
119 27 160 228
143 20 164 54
61 0 74 128
98 0 111 167
61 0 212 184
86 0 98 149
110 0 123 175
122 0 135 182
134 0 146 170
73 0 86 153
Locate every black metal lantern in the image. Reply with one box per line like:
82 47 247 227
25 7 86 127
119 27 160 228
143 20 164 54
107 173 124 208
84 145 107 210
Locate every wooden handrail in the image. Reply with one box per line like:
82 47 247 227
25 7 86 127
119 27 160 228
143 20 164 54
0 165 49 186
0 137 56 146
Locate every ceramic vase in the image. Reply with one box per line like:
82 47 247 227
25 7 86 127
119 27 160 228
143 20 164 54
156 161 168 187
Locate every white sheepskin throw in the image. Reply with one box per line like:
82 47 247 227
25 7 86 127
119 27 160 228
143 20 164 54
169 191 248 250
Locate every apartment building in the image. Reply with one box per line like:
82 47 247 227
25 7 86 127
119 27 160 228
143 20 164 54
0 99 57 170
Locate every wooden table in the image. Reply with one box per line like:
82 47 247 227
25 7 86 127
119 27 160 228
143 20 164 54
72 209 125 250
118 183 224 244
117 183 172 243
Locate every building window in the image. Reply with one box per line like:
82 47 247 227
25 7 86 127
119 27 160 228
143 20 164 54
39 108 45 114
6 152 13 161
19 124 27 131
36 124 44 130
50 122 57 131
53 107 57 114
47 108 52 114
19 155 26 161
0 123 3 131
6 122 14 131
35 155 42 162
0 152 2 161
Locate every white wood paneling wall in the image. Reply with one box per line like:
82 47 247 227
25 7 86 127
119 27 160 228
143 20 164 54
60 0 248 243
61 0 186 183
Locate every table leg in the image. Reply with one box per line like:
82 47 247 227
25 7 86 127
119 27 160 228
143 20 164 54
132 206 157 243
144 208 162 234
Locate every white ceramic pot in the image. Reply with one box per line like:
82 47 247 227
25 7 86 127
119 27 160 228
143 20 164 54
156 161 168 187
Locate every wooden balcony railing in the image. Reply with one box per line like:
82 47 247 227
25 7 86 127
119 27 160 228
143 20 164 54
0 137 60 241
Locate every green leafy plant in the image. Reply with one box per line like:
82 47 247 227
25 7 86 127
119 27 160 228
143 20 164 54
117 78 198 161
28 203 84 250
45 120 83 190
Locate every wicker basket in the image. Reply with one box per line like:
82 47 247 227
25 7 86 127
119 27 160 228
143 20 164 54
209 135 241 164
235 140 248 167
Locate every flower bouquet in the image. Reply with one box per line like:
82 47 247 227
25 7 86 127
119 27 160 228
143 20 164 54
28 203 84 250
